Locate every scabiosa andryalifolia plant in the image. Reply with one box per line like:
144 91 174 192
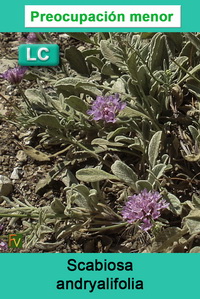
87 93 126 123
0 66 28 85
121 189 169 231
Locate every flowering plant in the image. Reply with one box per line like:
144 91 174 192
0 32 199 253
0 66 28 84
121 189 169 231
87 93 126 123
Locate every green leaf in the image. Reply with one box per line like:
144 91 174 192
55 77 83 88
165 33 183 52
66 33 95 44
82 49 101 57
190 246 200 253
182 152 200 162
118 106 150 119
140 33 155 39
188 125 199 140
111 160 137 187
135 180 152 192
86 56 104 70
91 138 124 147
30 114 63 129
74 184 90 199
192 194 200 209
127 52 138 80
185 81 200 100
107 127 129 141
184 209 200 234
25 89 44 103
111 78 126 93
148 163 171 185
152 227 185 252
148 131 163 168
184 33 200 51
55 77 83 97
61 169 79 187
35 241 64 251
114 136 135 144
100 40 126 70
65 96 88 114
25 89 48 112
51 198 65 214
23 146 51 162
73 185 91 209
138 65 150 94
142 119 151 141
35 174 52 194
76 82 102 97
101 62 118 76
65 46 90 76
149 33 169 71
165 192 182 216
76 168 117 182
180 63 200 83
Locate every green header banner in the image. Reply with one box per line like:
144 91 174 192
0 0 198 32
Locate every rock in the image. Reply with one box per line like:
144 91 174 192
58 34 70 39
0 103 7 116
10 167 23 180
78 46 86 51
0 175 13 197
16 150 27 162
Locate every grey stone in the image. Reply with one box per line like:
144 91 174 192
16 150 27 162
0 175 13 197
10 167 23 180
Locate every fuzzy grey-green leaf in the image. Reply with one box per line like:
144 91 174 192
152 227 185 252
51 198 65 214
30 114 63 129
65 96 88 114
65 46 90 76
76 168 117 182
111 160 137 187
165 192 182 216
148 131 163 168
184 209 200 234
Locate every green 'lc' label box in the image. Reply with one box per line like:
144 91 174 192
18 44 59 66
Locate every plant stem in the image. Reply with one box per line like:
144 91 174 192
17 85 36 116
88 222 127 232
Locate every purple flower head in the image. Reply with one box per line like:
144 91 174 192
26 33 39 43
87 94 126 123
0 66 28 84
0 240 8 251
20 33 41 43
121 189 169 231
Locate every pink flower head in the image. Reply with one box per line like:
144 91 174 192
87 94 126 123
0 240 8 251
0 66 28 84
26 33 39 43
122 189 169 231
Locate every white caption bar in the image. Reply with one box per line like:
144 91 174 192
25 5 181 28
